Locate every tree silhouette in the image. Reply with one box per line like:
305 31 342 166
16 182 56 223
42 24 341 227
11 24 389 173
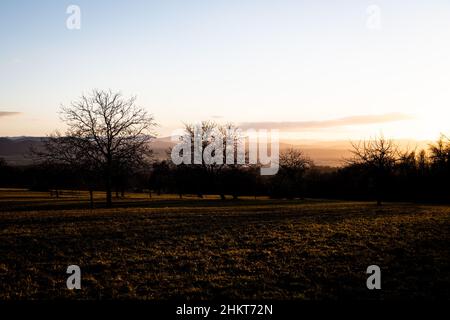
348 136 399 205
37 89 157 207
271 148 312 199
178 121 244 199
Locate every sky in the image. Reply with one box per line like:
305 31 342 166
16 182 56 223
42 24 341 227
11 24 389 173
1 0 450 140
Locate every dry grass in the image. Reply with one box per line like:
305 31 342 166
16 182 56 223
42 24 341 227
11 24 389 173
0 189 449 300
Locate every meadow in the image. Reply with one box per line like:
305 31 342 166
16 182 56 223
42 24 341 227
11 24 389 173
0 188 449 300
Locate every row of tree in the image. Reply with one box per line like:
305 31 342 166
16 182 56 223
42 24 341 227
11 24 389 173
2 134 450 205
1 89 450 206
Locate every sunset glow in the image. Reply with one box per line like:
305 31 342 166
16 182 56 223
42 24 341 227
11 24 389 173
1 1 450 141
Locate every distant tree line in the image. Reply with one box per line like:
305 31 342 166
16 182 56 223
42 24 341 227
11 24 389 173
1 90 450 206
2 134 450 205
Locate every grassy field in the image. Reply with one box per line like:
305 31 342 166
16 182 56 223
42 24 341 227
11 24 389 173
0 189 449 300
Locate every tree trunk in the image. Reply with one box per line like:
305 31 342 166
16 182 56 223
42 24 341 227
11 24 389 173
106 175 112 208
89 189 94 209
105 159 113 207
106 187 112 207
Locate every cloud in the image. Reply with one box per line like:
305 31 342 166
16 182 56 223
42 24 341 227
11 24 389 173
239 113 413 131
0 111 21 118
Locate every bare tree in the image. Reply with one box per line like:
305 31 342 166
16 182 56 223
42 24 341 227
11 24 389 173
347 136 399 205
417 149 429 175
37 89 157 207
273 148 313 199
429 134 450 170
33 134 96 204
279 148 312 174
178 121 244 199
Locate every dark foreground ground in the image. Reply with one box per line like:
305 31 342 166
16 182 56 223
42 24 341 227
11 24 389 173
0 189 449 300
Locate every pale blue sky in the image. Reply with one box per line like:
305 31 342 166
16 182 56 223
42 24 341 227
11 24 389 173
1 0 450 139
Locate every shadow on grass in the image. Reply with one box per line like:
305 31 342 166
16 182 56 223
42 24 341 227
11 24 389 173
0 197 325 212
